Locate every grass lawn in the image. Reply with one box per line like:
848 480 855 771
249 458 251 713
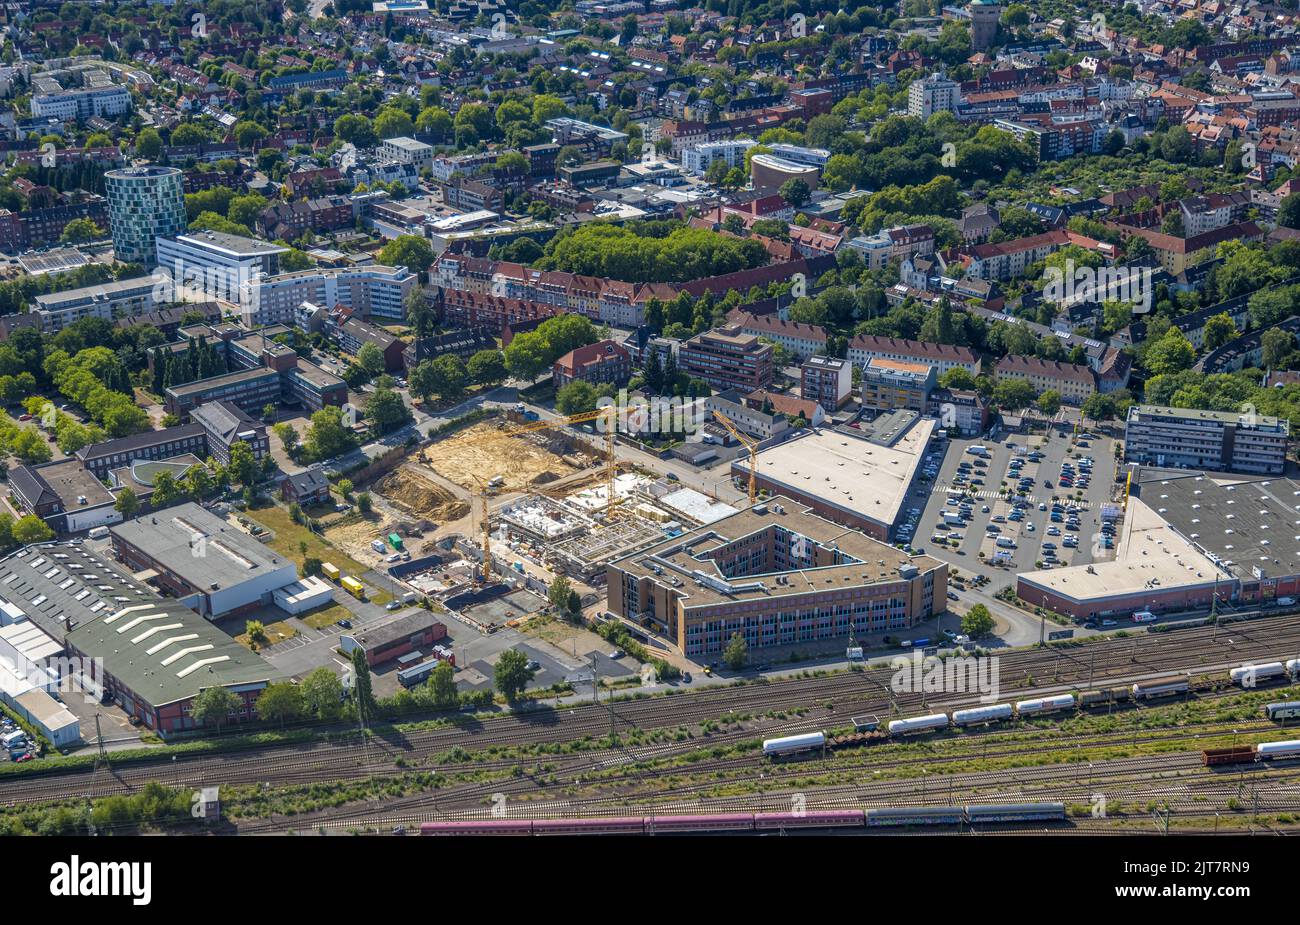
243 502 392 604
236 619 298 650
301 601 353 630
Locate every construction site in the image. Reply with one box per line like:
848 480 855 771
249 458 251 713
407 410 746 588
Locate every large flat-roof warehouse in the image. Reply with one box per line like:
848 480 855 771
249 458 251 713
0 542 281 736
110 503 299 619
730 410 934 540
1017 471 1300 620
607 496 947 658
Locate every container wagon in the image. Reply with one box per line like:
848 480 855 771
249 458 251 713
1132 676 1189 699
888 713 949 735
321 562 340 582
341 576 365 599
762 731 826 757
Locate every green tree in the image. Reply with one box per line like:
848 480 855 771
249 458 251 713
1262 327 1296 370
723 631 748 670
467 349 506 386
961 604 995 637
992 378 1036 411
357 341 386 377
114 487 140 518
304 406 358 460
1036 390 1062 416
494 648 536 701
1202 312 1238 351
1144 329 1196 377
778 178 811 208
377 235 434 273
366 385 411 435
425 661 458 709
191 686 241 734
424 355 467 400
12 515 53 545
300 666 343 721
351 647 375 720
555 379 599 415
548 574 574 613
255 682 305 729
228 441 258 487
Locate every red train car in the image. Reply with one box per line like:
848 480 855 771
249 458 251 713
647 813 754 833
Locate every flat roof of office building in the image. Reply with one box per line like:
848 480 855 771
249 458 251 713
110 502 292 593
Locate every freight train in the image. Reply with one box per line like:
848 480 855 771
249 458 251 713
1202 739 1300 766
417 803 1067 836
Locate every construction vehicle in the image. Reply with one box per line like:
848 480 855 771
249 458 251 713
711 410 758 505
321 562 340 582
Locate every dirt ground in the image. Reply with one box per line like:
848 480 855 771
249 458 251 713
420 421 586 491
375 467 471 521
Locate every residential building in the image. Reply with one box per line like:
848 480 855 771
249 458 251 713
801 355 852 411
552 339 632 388
908 71 961 118
848 224 936 270
249 264 416 327
31 276 157 333
848 334 979 377
729 311 828 361
859 357 937 412
680 327 775 392
994 355 1096 404
381 136 435 173
155 230 287 309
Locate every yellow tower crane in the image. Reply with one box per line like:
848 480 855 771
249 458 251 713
711 410 758 505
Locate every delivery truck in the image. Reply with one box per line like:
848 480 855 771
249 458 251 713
321 562 341 582
341 576 365 600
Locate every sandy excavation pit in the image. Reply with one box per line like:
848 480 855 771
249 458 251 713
420 421 582 491
375 468 472 521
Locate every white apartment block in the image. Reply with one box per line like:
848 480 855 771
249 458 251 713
250 264 417 327
32 85 130 121
681 138 757 175
908 72 960 119
381 136 435 173
31 276 157 333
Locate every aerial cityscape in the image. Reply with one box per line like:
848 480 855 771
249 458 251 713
0 0 1295 867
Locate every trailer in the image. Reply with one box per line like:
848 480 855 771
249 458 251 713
321 562 340 582
341 576 365 599
951 704 1013 727
888 713 949 735
762 731 826 757
1015 694 1075 716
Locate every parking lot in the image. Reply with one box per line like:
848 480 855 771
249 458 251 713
901 421 1121 585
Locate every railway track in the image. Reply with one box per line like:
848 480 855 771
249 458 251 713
8 613 1300 809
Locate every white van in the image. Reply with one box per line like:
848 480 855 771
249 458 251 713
87 526 109 540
